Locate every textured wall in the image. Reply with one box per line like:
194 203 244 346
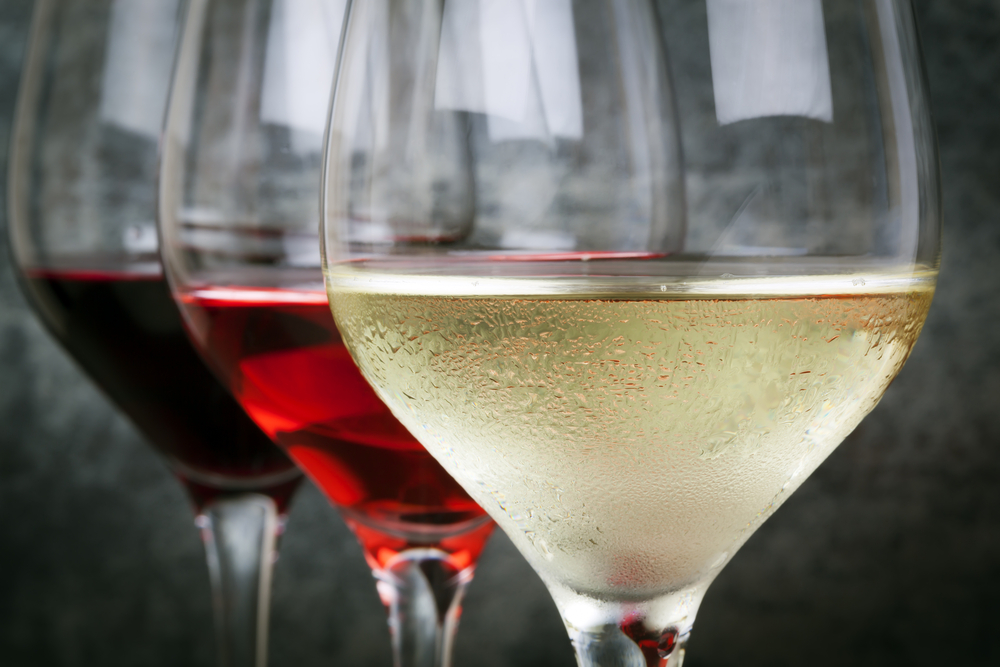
1 2 998 666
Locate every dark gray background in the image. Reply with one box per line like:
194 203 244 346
1 1 998 666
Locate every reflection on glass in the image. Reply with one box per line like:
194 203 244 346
706 0 833 124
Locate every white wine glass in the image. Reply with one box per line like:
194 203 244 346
321 1 941 665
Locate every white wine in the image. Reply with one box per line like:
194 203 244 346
329 271 934 599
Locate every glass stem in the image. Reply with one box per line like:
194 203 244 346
198 493 280 667
374 549 474 667
567 623 690 667
549 582 705 667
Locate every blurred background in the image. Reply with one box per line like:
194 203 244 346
0 1 997 666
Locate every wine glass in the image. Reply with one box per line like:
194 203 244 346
6 1 303 665
321 1 941 665
157 1 494 665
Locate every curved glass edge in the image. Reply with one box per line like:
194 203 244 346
6 0 54 271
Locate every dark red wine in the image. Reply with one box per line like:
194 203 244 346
21 266 301 512
177 286 492 566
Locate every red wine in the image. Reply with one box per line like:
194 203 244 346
21 266 301 512
177 285 492 565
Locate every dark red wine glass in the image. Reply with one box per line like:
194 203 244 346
158 2 493 666
6 2 302 665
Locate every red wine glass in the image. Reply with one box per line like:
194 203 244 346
157 2 494 666
6 1 302 665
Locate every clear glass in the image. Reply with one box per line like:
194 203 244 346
5 1 303 665
321 1 941 665
157 1 494 666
